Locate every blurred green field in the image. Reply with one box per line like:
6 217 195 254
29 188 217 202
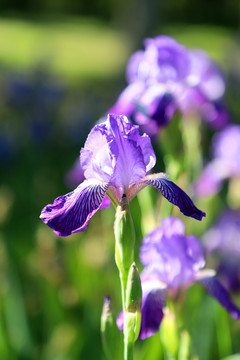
0 16 240 360
0 16 131 83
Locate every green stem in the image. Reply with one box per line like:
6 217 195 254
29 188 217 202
120 270 128 312
124 340 134 360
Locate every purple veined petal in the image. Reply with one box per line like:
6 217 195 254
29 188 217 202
40 179 109 236
140 173 206 220
108 114 146 191
196 269 240 320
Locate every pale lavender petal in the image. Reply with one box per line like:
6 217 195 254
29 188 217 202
194 161 226 198
116 311 124 332
196 270 240 320
213 125 240 174
116 115 156 172
108 114 147 190
200 102 229 130
141 174 206 220
140 227 205 288
188 50 225 101
80 125 114 183
161 217 185 237
143 36 190 82
126 50 148 83
109 82 145 116
40 179 109 236
80 114 156 194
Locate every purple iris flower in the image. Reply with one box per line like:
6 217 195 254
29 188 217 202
203 209 240 292
110 36 228 135
194 125 240 197
118 217 240 339
40 114 205 236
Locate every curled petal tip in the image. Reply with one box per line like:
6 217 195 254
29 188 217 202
141 174 206 221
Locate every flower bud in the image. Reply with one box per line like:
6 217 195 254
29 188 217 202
114 195 135 275
101 296 118 360
124 263 142 344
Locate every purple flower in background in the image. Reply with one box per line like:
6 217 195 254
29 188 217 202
117 217 240 339
110 36 228 135
194 125 240 197
40 114 205 236
203 209 240 292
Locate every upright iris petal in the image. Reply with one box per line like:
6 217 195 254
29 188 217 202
40 114 205 236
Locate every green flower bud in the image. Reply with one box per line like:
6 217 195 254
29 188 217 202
114 195 135 275
124 263 142 344
101 296 118 360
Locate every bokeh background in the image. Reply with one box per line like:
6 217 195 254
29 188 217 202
1 1 240 359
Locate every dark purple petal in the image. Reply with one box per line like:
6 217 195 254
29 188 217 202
40 180 109 236
139 281 166 339
196 270 240 320
116 278 166 340
141 174 206 220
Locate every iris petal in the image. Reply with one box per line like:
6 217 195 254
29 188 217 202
196 270 240 320
141 173 206 220
116 279 166 340
40 180 109 236
139 280 166 339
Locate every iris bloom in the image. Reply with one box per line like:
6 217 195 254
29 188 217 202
194 125 240 197
110 36 228 136
203 209 240 292
40 114 205 236
118 217 240 339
